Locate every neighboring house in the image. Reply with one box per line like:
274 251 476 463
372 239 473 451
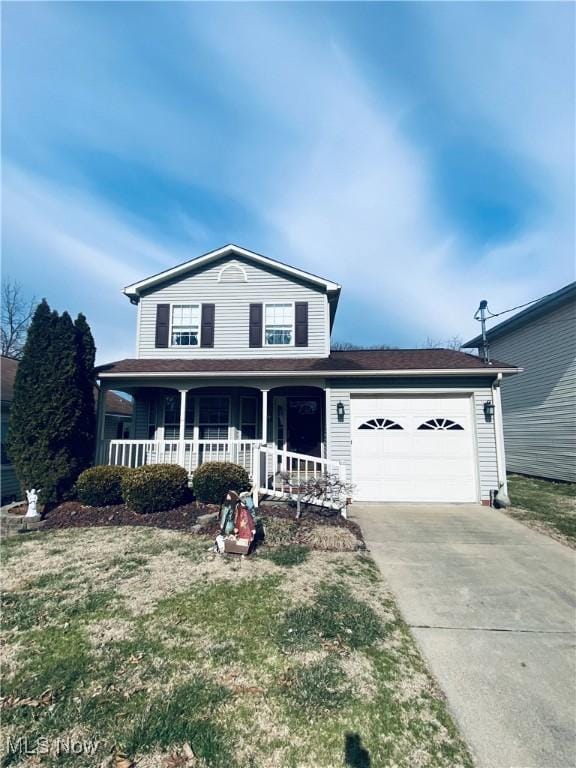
0 354 133 503
464 282 576 483
96 244 519 505
99 390 133 440
1 356 20 503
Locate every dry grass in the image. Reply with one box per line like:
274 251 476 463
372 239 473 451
1 527 473 768
298 524 360 551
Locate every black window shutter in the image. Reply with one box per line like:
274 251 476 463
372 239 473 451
201 304 215 348
249 303 263 347
155 304 170 348
295 302 308 347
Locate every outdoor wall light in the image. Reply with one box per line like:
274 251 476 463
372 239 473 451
336 401 346 422
483 400 495 422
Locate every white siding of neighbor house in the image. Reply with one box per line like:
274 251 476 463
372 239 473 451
326 377 500 502
488 298 576 482
136 256 329 359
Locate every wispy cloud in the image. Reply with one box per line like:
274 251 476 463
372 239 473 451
2 2 573 357
185 4 574 342
2 164 199 361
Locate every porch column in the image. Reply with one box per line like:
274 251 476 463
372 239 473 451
179 389 188 469
95 384 107 465
261 389 269 446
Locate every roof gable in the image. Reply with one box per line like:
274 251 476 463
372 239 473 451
123 244 341 300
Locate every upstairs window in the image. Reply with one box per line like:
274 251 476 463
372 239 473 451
171 304 200 346
265 303 293 345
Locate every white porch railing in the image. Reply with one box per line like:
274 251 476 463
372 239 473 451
100 440 348 512
252 446 348 512
101 439 261 476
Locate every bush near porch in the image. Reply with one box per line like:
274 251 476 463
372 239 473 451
192 461 251 503
121 465 189 514
76 466 132 507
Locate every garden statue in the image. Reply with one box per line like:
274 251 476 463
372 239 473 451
219 491 238 535
25 489 41 518
214 490 257 555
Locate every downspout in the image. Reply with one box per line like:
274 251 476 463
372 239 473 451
492 373 510 505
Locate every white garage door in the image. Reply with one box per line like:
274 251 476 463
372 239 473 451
351 395 477 502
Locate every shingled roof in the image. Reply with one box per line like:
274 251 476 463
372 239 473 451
2 356 132 413
97 349 518 376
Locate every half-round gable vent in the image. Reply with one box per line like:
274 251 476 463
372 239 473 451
218 261 248 283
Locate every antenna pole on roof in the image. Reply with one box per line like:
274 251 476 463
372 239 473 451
473 300 490 364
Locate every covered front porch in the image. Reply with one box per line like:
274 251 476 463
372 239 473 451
96 383 330 480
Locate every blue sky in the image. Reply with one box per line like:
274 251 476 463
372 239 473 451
2 2 574 363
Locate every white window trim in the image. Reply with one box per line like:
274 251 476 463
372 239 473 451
263 301 295 347
198 395 231 441
169 302 202 349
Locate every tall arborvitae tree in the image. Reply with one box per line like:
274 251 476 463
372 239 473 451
7 301 97 505
73 313 97 471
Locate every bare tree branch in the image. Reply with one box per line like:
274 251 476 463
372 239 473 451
331 341 396 351
1 279 36 359
421 335 463 351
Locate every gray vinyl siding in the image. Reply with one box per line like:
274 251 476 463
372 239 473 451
326 377 499 502
137 256 328 359
488 298 576 482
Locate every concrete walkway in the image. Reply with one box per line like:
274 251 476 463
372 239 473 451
352 503 576 768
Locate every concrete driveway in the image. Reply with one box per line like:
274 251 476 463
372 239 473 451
352 503 576 768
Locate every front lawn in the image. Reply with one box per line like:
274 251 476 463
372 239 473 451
506 474 576 547
1 527 472 768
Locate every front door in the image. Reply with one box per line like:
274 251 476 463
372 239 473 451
273 397 287 452
273 395 323 458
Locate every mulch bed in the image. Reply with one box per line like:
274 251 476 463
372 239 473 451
42 500 218 532
38 498 363 542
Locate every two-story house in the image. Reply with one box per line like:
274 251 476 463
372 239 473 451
96 244 519 505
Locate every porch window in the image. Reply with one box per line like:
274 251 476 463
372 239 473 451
162 393 195 439
171 304 200 347
264 303 293 345
148 399 158 440
184 396 195 439
240 397 258 439
163 394 180 439
199 396 229 440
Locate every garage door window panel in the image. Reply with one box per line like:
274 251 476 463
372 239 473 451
418 418 464 431
358 418 403 430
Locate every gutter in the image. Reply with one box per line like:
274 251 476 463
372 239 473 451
98 367 521 379
491 372 508 495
